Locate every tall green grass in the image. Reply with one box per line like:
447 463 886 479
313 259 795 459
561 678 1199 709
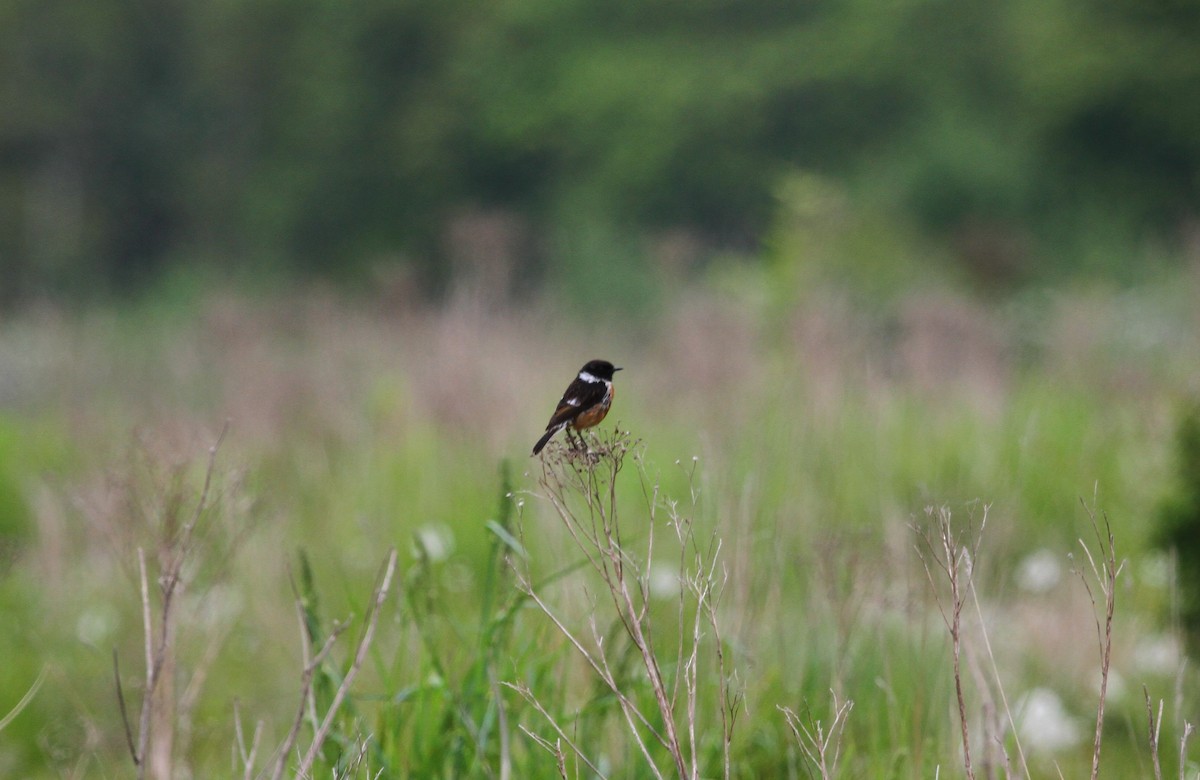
0 278 1196 777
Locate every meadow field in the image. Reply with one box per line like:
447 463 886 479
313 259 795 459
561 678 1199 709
0 272 1197 778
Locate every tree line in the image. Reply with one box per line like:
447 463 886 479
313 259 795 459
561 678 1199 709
2 0 1198 301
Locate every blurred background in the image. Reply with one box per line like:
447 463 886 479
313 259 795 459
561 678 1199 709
2 1 1200 776
3 0 1199 303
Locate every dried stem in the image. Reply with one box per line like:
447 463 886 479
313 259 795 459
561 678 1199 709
135 545 163 778
269 610 348 780
915 505 985 780
514 572 665 774
296 548 398 776
1073 500 1123 780
1146 687 1165 780
505 682 609 779
967 571 1030 778
114 423 228 779
1181 721 1195 780
232 700 264 780
779 692 854 780
269 548 398 780
114 651 137 763
519 431 737 780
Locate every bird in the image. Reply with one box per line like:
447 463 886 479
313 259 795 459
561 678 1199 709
532 359 622 456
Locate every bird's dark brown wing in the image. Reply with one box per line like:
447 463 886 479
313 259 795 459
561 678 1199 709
544 377 608 429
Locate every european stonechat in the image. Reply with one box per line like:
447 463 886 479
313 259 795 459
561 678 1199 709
532 359 622 455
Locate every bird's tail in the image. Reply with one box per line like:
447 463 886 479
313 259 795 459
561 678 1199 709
531 424 564 456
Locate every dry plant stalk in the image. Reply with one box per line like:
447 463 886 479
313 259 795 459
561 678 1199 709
232 700 265 780
514 430 739 780
1142 670 1197 780
267 547 399 780
915 504 986 780
1181 721 1195 780
965 556 1030 780
779 691 854 780
1071 500 1123 780
114 423 228 780
506 683 607 779
512 720 571 780
1146 687 1165 780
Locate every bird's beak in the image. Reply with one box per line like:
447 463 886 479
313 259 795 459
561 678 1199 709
614 366 624 372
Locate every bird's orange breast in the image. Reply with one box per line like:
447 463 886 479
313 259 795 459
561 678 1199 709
571 385 613 430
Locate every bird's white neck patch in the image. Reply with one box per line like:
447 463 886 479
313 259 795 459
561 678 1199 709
579 371 601 383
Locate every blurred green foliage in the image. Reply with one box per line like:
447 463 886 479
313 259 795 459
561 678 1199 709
0 425 32 563
2 0 1199 300
0 415 73 568
1157 401 1200 652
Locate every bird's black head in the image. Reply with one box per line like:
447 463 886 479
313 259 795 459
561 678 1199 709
580 360 621 380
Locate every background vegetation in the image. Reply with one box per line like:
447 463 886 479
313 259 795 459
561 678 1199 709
0 276 1197 776
3 0 1200 300
1 0 1199 777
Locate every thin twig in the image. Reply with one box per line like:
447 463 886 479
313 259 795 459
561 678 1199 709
522 431 736 780
1145 686 1164 780
135 546 154 777
709 561 741 780
505 683 608 779
1075 500 1122 780
113 650 138 767
525 432 729 777
268 611 350 780
1181 721 1195 780
516 725 569 780
968 562 1031 778
779 692 854 780
232 699 264 780
915 506 977 780
120 425 229 778
517 572 666 751
295 548 398 778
